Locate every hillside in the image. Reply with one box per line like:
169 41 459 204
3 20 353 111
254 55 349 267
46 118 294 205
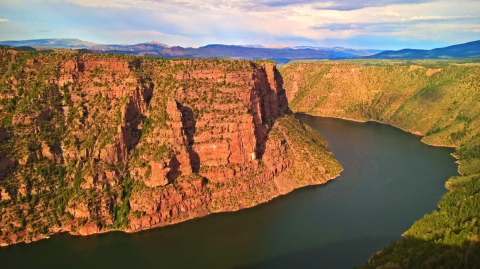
279 60 480 268
369 40 480 59
0 49 342 246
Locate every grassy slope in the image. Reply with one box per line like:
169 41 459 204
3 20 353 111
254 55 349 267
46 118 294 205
279 59 480 268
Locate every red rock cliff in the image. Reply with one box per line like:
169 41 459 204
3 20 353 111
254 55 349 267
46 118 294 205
0 50 342 245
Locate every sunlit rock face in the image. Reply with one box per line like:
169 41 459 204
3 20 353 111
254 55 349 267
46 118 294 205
0 49 341 245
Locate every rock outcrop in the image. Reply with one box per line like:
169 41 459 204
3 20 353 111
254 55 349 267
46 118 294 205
0 49 342 246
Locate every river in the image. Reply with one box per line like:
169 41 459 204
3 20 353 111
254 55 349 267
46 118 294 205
0 115 459 269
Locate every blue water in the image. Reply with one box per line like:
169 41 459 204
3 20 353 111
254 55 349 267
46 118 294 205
0 115 458 269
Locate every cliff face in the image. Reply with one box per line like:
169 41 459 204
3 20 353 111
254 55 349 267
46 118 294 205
0 49 342 245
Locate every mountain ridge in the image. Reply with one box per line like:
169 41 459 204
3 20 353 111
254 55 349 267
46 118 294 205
0 38 381 64
2 38 479 62
368 40 480 59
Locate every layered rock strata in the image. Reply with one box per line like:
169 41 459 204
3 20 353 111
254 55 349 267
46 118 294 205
0 49 342 245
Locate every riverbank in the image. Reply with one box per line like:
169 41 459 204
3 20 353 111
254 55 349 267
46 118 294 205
0 114 343 247
1 170 341 247
281 60 480 268
0 116 458 269
295 113 457 149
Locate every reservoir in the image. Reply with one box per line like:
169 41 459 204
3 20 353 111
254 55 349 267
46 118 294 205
0 115 459 269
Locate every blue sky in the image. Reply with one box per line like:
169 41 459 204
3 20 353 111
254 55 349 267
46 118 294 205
0 0 479 49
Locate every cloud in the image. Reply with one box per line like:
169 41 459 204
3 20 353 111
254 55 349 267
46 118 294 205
55 0 434 11
0 18 10 23
1 0 479 48
310 12 480 41
312 22 405 36
308 0 433 11
114 30 196 44
313 23 361 31
402 15 476 22
313 15 479 32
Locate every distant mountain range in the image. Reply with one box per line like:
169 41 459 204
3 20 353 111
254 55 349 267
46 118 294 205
368 40 480 59
0 38 99 48
1 38 479 62
0 38 381 64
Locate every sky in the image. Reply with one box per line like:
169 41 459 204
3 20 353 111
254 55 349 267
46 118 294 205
0 0 479 49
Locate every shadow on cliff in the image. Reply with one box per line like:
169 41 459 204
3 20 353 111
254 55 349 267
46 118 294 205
122 80 154 156
232 236 480 269
251 63 290 159
177 102 200 174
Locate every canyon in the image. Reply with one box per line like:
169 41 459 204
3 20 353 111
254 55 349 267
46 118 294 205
0 49 342 246
279 61 480 168
1 48 479 268
279 60 480 268
0 115 460 269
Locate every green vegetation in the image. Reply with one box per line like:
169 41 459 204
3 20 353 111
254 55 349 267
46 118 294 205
273 116 342 179
280 59 480 268
359 175 480 269
112 177 133 228
290 57 480 67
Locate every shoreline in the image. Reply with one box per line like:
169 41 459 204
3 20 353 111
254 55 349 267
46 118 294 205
295 113 463 177
295 113 459 149
296 112 463 245
135 171 341 232
0 166 341 247
2 113 459 248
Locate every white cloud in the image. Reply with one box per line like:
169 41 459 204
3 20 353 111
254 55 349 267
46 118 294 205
114 30 196 44
47 0 480 34
402 15 474 21
2 0 479 47
0 19 10 23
